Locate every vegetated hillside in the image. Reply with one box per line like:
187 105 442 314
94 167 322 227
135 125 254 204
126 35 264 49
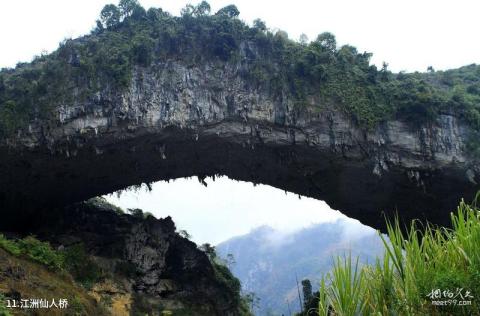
0 247 107 316
0 198 251 316
0 0 479 146
217 221 385 315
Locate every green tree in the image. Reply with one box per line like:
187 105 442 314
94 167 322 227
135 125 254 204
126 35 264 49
178 230 191 239
226 253 236 269
243 292 260 314
146 7 163 21
119 0 141 18
200 243 217 260
64 243 103 288
127 208 144 218
316 32 336 52
194 1 211 17
253 19 266 32
95 19 104 32
215 5 240 18
100 4 121 28
299 33 309 45
132 34 155 66
180 4 195 16
380 62 390 81
0 293 12 316
275 30 289 41
301 279 313 310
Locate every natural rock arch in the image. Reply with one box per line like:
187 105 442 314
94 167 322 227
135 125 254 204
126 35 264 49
1 62 478 232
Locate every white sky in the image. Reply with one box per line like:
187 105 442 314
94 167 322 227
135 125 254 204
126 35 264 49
104 177 350 244
2 1 477 244
1 0 479 71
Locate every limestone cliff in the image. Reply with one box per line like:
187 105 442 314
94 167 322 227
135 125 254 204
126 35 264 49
1 55 478 230
0 198 249 316
0 2 479 231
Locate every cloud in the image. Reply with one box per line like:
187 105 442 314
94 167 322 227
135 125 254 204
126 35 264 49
338 218 377 242
104 176 346 244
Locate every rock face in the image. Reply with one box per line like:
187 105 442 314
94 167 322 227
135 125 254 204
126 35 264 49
0 49 479 230
5 199 246 315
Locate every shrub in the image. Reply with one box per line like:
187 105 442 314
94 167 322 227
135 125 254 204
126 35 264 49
0 235 104 289
85 197 125 215
17 236 64 270
0 293 12 316
127 208 144 218
63 244 104 289
0 235 21 256
0 235 63 269
69 296 86 315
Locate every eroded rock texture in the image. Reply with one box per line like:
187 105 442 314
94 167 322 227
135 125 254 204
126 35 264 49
0 54 479 230
6 200 245 315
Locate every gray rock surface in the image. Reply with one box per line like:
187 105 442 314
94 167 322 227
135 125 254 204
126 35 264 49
12 200 245 315
0 56 478 230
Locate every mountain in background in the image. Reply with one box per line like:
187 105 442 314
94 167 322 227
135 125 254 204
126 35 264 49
217 220 385 315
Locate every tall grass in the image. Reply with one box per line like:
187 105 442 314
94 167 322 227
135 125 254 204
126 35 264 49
318 195 480 315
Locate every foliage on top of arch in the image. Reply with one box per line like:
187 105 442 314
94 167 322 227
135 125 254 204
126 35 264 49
0 1 479 140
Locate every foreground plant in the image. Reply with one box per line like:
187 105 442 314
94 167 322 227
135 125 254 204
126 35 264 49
0 293 12 316
319 194 480 316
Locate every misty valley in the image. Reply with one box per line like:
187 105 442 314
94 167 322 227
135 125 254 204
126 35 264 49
105 177 385 315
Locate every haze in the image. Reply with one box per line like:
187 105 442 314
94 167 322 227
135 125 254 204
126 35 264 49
104 177 359 244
